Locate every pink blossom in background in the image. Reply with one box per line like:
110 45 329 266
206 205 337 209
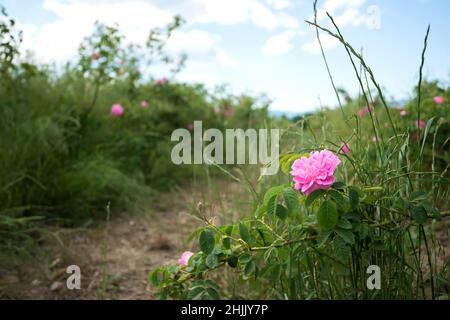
400 110 407 117
178 251 194 266
156 77 168 85
433 96 444 104
111 104 124 117
141 100 148 108
416 119 426 129
358 106 373 118
341 143 350 155
290 150 341 196
214 106 221 114
224 105 233 118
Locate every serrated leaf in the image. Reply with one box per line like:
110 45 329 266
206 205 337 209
411 205 427 225
328 189 345 208
335 228 355 244
205 253 218 269
263 185 286 205
332 181 346 190
348 187 360 209
267 195 277 216
305 189 326 207
337 219 352 230
199 230 215 254
283 187 299 213
275 204 287 220
317 200 338 230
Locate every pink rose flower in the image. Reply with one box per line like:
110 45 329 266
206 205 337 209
141 100 148 108
416 119 426 129
111 104 124 117
400 110 407 117
290 150 341 196
178 251 194 266
433 96 444 104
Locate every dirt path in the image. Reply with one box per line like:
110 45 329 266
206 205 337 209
0 180 250 299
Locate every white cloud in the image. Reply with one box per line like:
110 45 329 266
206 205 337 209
20 0 173 61
18 0 240 68
301 33 339 54
262 30 297 57
166 29 220 54
265 0 292 10
172 0 299 30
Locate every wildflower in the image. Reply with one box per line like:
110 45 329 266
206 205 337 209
290 150 341 196
178 251 194 266
141 100 148 108
433 96 444 104
111 104 124 117
214 106 221 114
416 119 426 129
358 106 373 118
400 110 407 117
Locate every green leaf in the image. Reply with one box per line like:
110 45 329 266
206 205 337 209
263 246 278 262
206 287 220 300
305 189 326 207
328 189 345 207
317 200 338 230
205 253 218 269
275 204 288 220
199 230 215 254
267 195 277 216
283 187 299 213
227 254 238 268
332 181 346 190
359 222 369 239
411 205 427 225
239 223 251 243
348 187 360 209
337 219 352 230
335 228 355 244
270 264 282 283
243 260 256 278
263 185 286 205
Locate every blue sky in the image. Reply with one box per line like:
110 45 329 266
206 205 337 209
2 0 450 113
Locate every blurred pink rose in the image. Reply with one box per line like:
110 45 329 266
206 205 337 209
111 104 124 117
358 106 373 118
416 119 426 129
400 110 407 117
141 100 148 108
178 251 194 266
433 96 444 104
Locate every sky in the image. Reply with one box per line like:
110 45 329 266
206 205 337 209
2 0 450 113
